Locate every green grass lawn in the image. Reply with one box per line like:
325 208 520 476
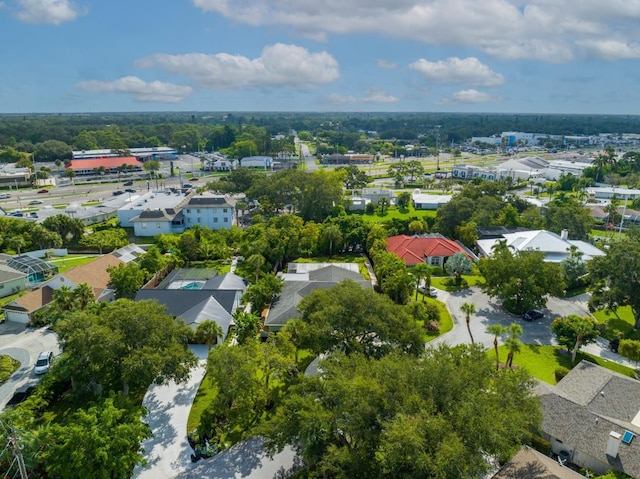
351 205 437 223
430 274 485 291
489 344 637 384
47 254 100 273
593 306 639 340
0 355 20 386
187 374 217 435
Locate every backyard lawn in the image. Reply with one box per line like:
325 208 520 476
351 205 437 223
489 344 637 384
47 254 100 273
593 306 639 340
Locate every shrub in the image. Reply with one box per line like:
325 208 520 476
525 431 551 455
554 366 570 382
425 321 441 332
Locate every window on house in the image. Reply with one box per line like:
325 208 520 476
197 209 201 213
186 209 191 213
197 217 201 223
224 217 228 222
156 223 161 228
214 217 218 222
430 257 440 266
141 223 147 228
223 208 228 213
187 218 191 224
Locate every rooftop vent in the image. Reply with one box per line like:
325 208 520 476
606 431 622 457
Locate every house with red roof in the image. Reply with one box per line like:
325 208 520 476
65 156 142 175
386 233 477 268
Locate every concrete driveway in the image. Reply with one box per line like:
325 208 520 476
0 322 60 410
134 344 208 479
431 287 634 368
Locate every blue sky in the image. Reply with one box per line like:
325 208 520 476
1 0 640 114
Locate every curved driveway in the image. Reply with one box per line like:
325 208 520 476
431 287 633 367
0 322 60 410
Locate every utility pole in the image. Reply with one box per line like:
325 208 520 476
435 125 441 171
4 425 29 479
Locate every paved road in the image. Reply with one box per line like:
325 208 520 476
0 322 60 410
134 345 208 479
298 142 317 172
431 287 634 368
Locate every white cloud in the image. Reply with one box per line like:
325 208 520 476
439 89 503 104
327 88 399 105
376 59 398 70
15 0 83 25
192 0 640 63
410 57 504 87
576 39 640 60
76 76 194 103
135 43 339 90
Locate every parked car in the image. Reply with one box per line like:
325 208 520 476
125 188 136 193
37 189 49 194
123 181 133 186
523 310 544 321
34 351 53 374
28 200 43 205
183 183 193 189
418 286 438 297
0 193 10 199
112 190 125 196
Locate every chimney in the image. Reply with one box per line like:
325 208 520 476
606 431 622 457
561 229 569 240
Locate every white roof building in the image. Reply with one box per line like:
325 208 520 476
477 229 605 262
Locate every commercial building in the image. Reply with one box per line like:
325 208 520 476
73 147 178 161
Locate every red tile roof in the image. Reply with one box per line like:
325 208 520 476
386 234 469 266
66 156 140 170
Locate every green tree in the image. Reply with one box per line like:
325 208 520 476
487 324 506 370
33 139 72 162
337 164 370 189
480 245 565 314
107 262 146 298
244 274 283 313
39 397 151 479
263 345 541 479
397 191 412 210
551 315 600 363
297 279 423 358
618 339 640 367
195 320 224 351
504 323 523 369
245 253 266 283
409 262 432 301
460 302 476 344
377 197 390 214
589 238 640 329
79 228 129 254
445 252 473 284
55 299 197 398
42 214 84 245
320 224 343 257
233 310 262 345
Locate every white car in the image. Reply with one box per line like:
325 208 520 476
34 351 53 374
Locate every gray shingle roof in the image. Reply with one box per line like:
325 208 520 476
187 196 233 208
0 263 27 283
492 446 585 479
539 361 640 478
203 272 247 291
135 289 236 317
179 296 233 333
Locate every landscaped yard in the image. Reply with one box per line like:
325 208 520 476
351 205 437 223
593 306 639 340
423 296 453 338
489 344 637 384
292 254 370 279
47 254 100 273
0 355 20 386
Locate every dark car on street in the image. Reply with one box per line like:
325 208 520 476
123 181 133 186
523 310 544 321
125 188 136 193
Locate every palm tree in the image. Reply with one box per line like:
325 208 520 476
486 324 506 370
246 253 266 283
321 225 343 257
504 323 523 369
73 283 95 310
377 197 390 214
52 285 75 312
460 302 476 344
410 263 432 301
195 320 224 351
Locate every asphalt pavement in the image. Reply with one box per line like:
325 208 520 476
0 322 60 410
431 287 634 368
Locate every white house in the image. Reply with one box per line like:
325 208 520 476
118 189 191 227
183 195 235 230
412 193 452 210
477 229 605 262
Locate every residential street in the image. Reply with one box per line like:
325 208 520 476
431 287 634 368
0 322 60 410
